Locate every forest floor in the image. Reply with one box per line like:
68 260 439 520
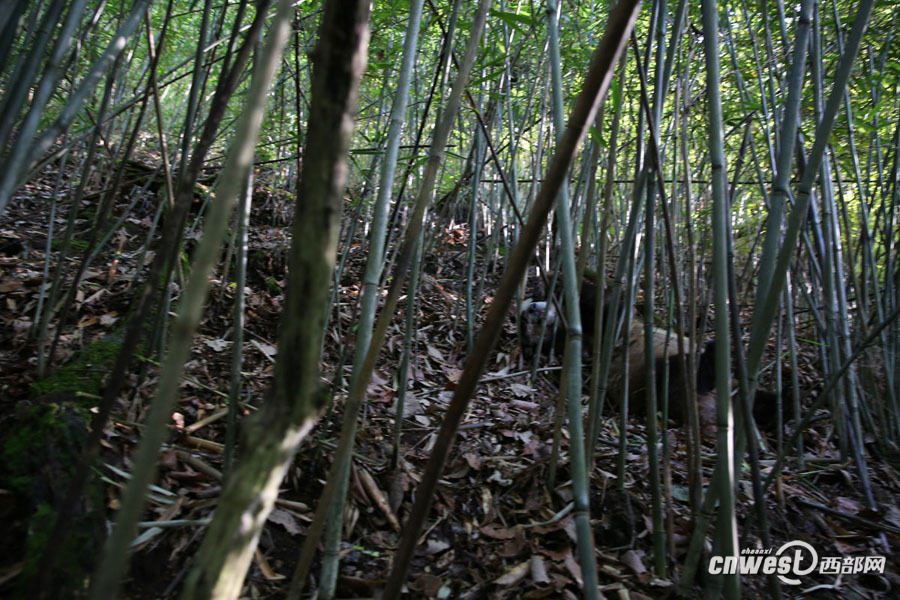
1 168 899 599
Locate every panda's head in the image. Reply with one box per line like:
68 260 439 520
519 299 561 357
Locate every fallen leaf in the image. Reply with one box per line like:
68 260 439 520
268 508 301 536
622 549 650 582
205 338 230 352
479 524 516 540
493 559 530 585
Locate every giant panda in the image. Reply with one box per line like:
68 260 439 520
519 281 720 434
520 285 791 436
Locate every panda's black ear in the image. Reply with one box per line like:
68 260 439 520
696 339 717 395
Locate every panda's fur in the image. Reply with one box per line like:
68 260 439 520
518 280 600 360
607 320 718 435
518 287 791 437
519 283 719 433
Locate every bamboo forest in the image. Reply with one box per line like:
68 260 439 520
1 0 899 598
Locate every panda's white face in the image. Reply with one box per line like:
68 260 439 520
522 300 554 321
520 300 562 357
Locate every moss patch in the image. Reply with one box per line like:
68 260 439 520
1 400 88 496
0 400 103 598
30 335 122 398
265 276 282 294
51 238 89 252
